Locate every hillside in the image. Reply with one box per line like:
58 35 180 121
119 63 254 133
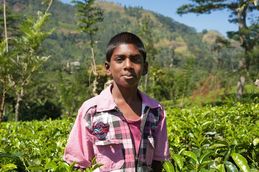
2 0 252 121
3 0 219 70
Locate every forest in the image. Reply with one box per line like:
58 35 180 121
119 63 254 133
0 0 258 171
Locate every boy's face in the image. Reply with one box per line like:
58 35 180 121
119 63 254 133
105 43 147 88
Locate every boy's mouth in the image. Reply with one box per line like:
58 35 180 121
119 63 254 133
122 74 135 79
123 75 134 79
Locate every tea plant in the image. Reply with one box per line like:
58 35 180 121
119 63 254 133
0 103 258 171
165 103 259 171
0 119 99 172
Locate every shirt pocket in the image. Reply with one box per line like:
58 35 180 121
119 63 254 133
146 136 155 165
94 139 124 171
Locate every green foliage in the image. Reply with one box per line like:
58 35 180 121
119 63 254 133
0 103 258 171
165 103 259 171
8 11 53 121
72 0 103 36
0 119 71 171
0 0 56 122
144 67 174 101
163 160 175 172
56 68 92 117
72 0 104 96
137 15 157 66
17 12 53 51
0 40 11 82
0 119 103 172
177 0 259 99
0 4 21 40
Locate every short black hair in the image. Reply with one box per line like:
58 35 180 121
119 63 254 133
106 32 146 62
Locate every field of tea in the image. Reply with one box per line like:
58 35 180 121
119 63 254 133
0 103 258 171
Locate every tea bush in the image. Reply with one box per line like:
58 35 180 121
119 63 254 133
0 119 75 171
166 103 259 171
0 103 258 171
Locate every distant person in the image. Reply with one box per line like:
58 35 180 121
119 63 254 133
64 32 170 172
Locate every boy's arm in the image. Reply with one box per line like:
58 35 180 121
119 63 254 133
64 106 95 169
153 107 170 164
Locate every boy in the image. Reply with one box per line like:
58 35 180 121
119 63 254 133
64 32 170 172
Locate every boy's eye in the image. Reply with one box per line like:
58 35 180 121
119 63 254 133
115 56 124 63
131 55 142 63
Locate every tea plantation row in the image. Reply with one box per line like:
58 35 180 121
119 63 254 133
0 103 258 171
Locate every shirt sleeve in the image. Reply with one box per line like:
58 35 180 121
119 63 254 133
153 107 170 161
63 105 95 169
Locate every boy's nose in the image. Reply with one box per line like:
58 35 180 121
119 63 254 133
124 58 133 68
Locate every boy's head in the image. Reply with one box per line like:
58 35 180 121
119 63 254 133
106 32 146 62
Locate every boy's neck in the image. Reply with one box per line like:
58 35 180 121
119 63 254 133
111 83 142 120
111 83 140 104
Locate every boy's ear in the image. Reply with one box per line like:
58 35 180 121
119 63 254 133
105 61 111 75
142 61 148 75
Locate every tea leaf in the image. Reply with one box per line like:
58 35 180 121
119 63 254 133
0 163 17 171
231 153 250 172
225 161 238 172
182 151 198 164
216 164 226 172
172 154 184 170
163 161 175 172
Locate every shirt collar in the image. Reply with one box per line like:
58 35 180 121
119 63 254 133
95 84 161 112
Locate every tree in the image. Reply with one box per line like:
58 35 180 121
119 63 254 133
0 0 53 121
72 0 104 96
177 0 259 99
10 12 52 121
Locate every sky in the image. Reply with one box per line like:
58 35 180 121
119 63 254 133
61 0 240 37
